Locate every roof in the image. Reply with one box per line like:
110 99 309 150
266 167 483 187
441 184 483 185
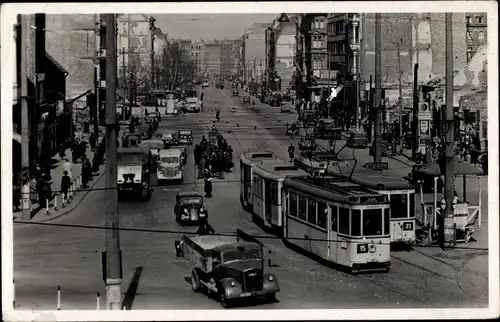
214 242 261 254
177 191 203 198
416 160 484 176
159 148 182 157
241 151 277 164
189 235 238 251
117 147 149 155
45 52 68 75
140 139 163 147
284 176 388 206
254 161 305 180
349 173 415 191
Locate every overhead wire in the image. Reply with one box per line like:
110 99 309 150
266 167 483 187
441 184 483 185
13 220 489 252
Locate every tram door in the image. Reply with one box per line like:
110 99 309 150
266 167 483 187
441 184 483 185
328 205 338 262
264 179 272 223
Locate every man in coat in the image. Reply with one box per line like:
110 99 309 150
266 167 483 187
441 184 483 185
204 170 213 198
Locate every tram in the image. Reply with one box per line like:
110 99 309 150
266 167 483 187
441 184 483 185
293 152 330 176
239 151 278 210
251 161 305 229
282 176 392 273
347 172 416 245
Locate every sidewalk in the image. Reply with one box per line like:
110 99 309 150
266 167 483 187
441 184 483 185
13 142 105 223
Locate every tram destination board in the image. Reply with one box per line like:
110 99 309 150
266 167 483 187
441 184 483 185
363 162 389 171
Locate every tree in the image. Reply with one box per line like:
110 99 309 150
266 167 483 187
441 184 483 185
157 42 196 91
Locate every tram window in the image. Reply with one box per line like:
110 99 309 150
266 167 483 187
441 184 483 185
384 208 390 235
338 207 350 235
254 176 261 197
330 205 338 232
390 194 408 218
289 192 298 217
409 193 415 218
307 199 317 225
270 181 279 205
362 209 383 236
317 202 327 229
351 209 361 236
298 195 307 221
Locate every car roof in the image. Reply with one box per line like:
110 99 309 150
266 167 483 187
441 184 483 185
159 148 182 157
177 191 203 198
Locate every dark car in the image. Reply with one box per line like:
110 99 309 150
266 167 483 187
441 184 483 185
174 192 207 224
176 129 193 145
232 89 239 97
242 96 251 104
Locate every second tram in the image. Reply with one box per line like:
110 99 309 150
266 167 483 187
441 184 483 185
251 161 305 229
239 151 278 209
282 176 392 273
348 173 416 245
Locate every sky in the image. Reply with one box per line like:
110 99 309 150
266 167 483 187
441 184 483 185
153 14 276 41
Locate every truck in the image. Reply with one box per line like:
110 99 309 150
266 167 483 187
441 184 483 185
174 229 279 308
117 147 152 201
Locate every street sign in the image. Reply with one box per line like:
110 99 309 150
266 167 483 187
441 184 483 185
363 162 389 170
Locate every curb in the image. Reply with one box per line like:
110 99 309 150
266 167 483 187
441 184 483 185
21 167 106 224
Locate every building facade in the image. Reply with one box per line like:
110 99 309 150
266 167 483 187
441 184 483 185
466 12 487 63
191 41 205 75
204 41 221 76
220 39 235 77
243 23 270 83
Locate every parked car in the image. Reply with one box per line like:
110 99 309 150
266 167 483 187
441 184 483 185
174 192 207 225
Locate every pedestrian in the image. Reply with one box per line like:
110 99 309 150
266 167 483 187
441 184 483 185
63 158 73 180
194 144 201 166
198 156 206 179
145 108 149 116
204 170 213 198
84 158 93 186
288 143 295 163
60 171 71 205
92 153 100 174
13 181 21 212
211 152 218 176
89 133 96 152
217 151 224 179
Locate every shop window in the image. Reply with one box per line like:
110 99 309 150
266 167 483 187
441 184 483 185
338 207 350 235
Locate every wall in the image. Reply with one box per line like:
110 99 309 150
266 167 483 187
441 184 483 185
244 25 268 79
362 13 467 85
204 44 221 75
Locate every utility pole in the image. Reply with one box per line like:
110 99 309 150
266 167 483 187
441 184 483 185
356 14 364 132
20 15 31 220
121 47 126 120
443 13 455 248
411 15 420 161
368 75 373 143
149 16 156 89
103 14 122 310
373 13 383 165
397 38 403 150
93 15 99 139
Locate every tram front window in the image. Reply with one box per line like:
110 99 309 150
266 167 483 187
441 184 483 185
390 194 408 218
362 209 383 236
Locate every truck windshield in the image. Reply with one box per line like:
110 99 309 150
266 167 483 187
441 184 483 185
160 156 178 164
223 249 261 263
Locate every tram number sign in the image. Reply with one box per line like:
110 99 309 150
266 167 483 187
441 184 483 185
363 162 389 170
403 222 414 231
357 243 369 254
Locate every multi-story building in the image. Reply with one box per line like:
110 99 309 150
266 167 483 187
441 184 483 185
204 40 221 76
220 39 235 77
266 13 297 92
191 41 205 75
242 22 270 83
466 13 487 63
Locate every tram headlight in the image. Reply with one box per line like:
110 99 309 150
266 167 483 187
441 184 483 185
268 275 274 282
230 280 236 287
369 244 376 253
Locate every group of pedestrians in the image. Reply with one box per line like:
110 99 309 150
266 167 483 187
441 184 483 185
194 127 234 181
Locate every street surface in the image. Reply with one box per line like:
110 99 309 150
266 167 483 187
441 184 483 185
14 85 488 310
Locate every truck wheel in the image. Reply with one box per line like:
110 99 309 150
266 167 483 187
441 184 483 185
265 293 277 303
191 270 201 292
219 290 230 308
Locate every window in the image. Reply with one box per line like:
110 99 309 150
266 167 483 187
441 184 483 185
384 208 390 235
351 209 361 236
482 121 487 139
390 194 408 218
254 175 262 198
362 208 383 236
340 43 345 54
319 21 325 29
476 16 483 24
466 16 472 25
270 181 279 205
339 22 344 34
330 205 338 232
338 207 350 235
478 31 485 40
317 202 327 229
409 193 415 218
298 195 307 221
307 198 317 225
289 192 298 217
